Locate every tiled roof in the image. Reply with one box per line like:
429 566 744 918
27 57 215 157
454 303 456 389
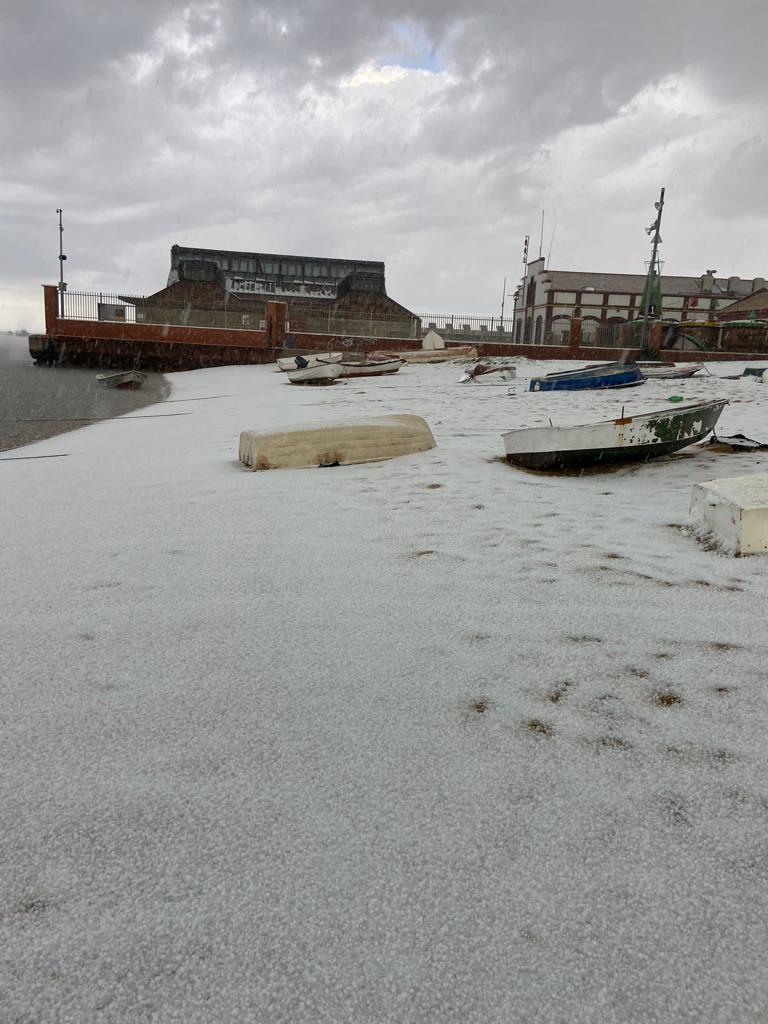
543 269 761 299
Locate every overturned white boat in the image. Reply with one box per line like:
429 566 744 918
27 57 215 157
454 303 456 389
502 399 728 471
240 414 436 470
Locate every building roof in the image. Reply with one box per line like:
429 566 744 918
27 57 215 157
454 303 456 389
716 287 768 313
534 262 766 299
170 244 384 274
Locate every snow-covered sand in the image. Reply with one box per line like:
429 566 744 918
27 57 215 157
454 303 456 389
2 359 768 1023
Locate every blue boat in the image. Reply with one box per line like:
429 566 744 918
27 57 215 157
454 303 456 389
529 361 645 392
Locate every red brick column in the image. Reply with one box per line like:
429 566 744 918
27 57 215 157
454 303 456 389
43 284 59 332
569 318 582 356
265 301 288 349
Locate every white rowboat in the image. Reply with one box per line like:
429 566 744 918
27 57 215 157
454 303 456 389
637 362 704 379
286 363 343 386
320 357 403 378
96 370 147 389
277 352 343 372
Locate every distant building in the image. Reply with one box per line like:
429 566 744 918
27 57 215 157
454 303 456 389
124 244 418 336
167 245 388 299
515 257 767 344
714 288 768 322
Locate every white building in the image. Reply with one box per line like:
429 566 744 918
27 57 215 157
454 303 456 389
514 257 767 345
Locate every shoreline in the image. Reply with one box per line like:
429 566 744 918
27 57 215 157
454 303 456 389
0 334 171 452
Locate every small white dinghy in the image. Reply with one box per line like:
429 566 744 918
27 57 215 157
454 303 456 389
96 370 147 390
286 362 343 386
320 356 403 378
276 352 343 372
636 362 704 379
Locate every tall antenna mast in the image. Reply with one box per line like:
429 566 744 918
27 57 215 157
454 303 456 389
538 209 545 259
514 236 530 337
56 208 67 317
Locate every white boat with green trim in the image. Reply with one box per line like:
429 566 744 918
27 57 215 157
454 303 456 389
502 399 728 470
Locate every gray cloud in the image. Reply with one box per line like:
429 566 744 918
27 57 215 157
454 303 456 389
2 0 767 329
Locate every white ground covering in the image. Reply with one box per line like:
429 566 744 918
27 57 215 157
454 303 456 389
2 359 768 1023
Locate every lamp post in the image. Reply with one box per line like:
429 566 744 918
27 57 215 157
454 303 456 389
56 209 67 317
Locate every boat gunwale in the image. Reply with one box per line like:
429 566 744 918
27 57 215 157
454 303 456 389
501 399 729 442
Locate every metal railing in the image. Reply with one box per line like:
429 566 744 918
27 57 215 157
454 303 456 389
59 291 420 339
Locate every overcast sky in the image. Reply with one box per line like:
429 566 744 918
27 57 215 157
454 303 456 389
2 0 767 330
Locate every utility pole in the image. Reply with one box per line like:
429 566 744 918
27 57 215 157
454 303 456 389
500 275 507 324
56 209 67 317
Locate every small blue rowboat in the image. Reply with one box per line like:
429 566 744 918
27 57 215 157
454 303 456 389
529 361 645 392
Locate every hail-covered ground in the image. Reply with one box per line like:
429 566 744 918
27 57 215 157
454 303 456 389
2 358 768 1023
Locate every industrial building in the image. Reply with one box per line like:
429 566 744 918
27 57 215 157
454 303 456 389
128 245 418 335
514 256 767 344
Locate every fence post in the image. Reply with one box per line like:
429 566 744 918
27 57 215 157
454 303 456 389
568 318 582 356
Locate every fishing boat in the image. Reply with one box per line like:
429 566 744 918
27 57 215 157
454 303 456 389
529 361 645 392
636 362 704 379
96 370 147 390
502 399 728 470
320 356 403 378
286 363 343 386
276 352 343 372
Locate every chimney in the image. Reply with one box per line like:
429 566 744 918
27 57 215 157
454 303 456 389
700 270 716 292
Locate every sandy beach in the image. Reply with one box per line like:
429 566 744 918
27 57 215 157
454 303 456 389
2 357 768 1021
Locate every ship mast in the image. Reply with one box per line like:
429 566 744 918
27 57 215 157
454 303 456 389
639 188 665 349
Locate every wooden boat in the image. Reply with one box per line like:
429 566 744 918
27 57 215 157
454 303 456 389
320 356 403 378
636 362 704 379
276 352 342 372
96 370 147 390
529 361 645 392
502 399 728 470
286 363 343 386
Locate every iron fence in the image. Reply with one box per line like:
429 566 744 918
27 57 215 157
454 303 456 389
59 291 421 339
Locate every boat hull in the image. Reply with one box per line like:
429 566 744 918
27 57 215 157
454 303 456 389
529 362 645 392
326 358 403 378
636 362 703 379
277 352 343 372
96 371 147 389
503 400 728 470
287 363 343 385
